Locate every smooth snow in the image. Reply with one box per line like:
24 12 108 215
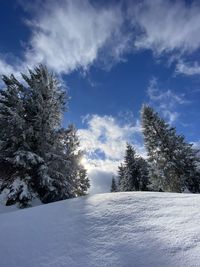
0 192 200 267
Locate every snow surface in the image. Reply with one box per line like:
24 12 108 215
1 191 200 267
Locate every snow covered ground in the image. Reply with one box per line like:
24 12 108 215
1 192 200 267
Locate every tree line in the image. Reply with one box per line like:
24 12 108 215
0 64 199 208
111 105 200 193
0 65 89 207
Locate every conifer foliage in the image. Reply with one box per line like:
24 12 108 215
141 105 200 193
0 65 89 207
110 176 118 192
117 144 149 192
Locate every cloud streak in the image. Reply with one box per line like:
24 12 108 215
176 61 200 76
0 0 133 76
1 0 200 77
131 0 200 55
147 77 190 123
25 0 131 74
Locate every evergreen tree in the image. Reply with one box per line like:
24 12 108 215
0 65 90 207
111 176 117 192
141 105 200 193
0 74 38 206
21 65 67 202
137 157 149 191
44 125 89 202
123 144 140 191
118 144 149 192
118 163 126 191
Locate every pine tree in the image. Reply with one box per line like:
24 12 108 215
111 176 117 192
141 105 200 193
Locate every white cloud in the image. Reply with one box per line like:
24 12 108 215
147 77 189 123
1 0 200 77
78 114 145 194
0 57 25 83
0 0 133 76
127 0 200 76
176 61 200 75
24 0 200 76
24 0 132 74
131 0 200 55
192 141 200 150
0 59 15 76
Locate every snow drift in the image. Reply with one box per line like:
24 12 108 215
1 192 200 267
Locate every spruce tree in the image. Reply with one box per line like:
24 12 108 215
0 65 90 206
44 125 89 202
118 163 126 191
111 176 117 192
0 74 38 206
141 105 200 193
123 144 140 191
118 144 149 192
137 157 149 191
21 65 67 202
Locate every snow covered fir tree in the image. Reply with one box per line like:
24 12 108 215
116 143 149 192
141 105 200 193
0 65 89 207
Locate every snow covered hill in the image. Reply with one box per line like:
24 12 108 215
1 192 200 267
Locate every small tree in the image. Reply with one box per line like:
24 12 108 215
118 163 126 191
111 176 117 192
44 125 89 202
118 143 149 192
137 157 149 191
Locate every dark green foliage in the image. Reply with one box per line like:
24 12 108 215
141 105 200 193
118 143 149 192
0 65 89 207
111 176 118 192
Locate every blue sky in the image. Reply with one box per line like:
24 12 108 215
1 0 200 193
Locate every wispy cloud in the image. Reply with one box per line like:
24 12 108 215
0 59 16 76
176 60 200 75
131 0 200 55
23 0 200 77
1 0 200 77
0 0 133 76
25 0 130 74
147 77 189 123
128 0 200 76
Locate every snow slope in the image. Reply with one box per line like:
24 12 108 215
1 192 200 267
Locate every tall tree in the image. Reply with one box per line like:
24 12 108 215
21 65 67 202
141 105 200 193
0 65 89 207
0 74 39 206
